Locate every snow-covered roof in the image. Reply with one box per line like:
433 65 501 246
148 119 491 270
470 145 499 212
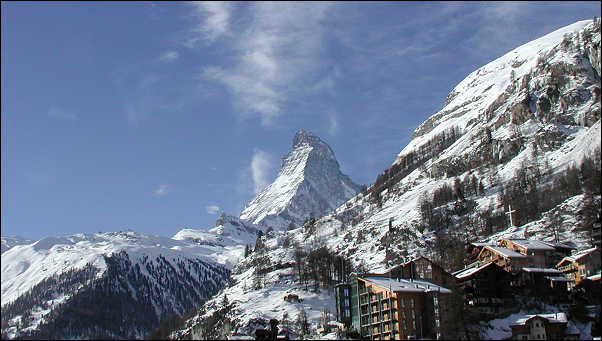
540 241 577 250
558 247 600 266
453 262 497 279
510 312 568 326
484 246 527 258
470 242 495 247
545 276 573 282
587 273 601 281
521 267 562 274
569 247 599 261
227 335 254 340
505 239 555 251
361 276 452 294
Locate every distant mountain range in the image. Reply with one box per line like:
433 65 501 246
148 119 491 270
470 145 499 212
2 18 600 340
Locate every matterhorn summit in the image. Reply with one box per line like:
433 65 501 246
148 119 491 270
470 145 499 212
239 129 362 230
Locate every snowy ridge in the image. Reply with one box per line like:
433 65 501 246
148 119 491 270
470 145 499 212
174 19 600 338
1 236 33 254
405 20 593 155
1 231 223 306
173 214 260 268
240 129 361 230
1 231 231 339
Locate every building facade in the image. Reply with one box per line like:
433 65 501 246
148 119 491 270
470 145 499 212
510 313 578 340
453 261 513 316
557 247 601 287
339 275 451 340
477 245 528 272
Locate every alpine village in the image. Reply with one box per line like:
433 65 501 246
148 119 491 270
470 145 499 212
2 13 602 341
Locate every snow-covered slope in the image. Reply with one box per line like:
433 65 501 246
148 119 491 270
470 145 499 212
173 19 601 339
173 213 260 268
1 236 33 254
240 129 362 230
326 18 601 271
1 231 230 339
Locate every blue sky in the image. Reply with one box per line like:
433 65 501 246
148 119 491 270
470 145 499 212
2 2 600 240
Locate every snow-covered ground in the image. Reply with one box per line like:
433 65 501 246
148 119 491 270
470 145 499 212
1 231 220 305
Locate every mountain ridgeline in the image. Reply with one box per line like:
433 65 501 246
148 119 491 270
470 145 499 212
1 19 601 340
239 129 362 230
171 19 601 339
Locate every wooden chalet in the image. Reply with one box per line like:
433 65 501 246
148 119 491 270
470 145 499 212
466 242 495 264
477 245 528 272
387 256 457 289
516 267 571 303
557 247 601 287
498 239 557 268
452 261 513 315
509 312 579 340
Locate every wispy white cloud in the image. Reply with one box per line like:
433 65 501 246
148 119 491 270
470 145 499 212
48 106 78 121
250 148 273 195
158 50 179 63
327 110 339 136
205 204 220 215
197 3 333 126
153 184 170 198
189 2 232 44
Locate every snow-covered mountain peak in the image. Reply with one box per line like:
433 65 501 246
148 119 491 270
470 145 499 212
239 130 361 230
1 236 33 254
403 19 599 165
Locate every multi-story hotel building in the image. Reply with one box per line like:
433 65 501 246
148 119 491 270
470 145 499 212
336 275 451 340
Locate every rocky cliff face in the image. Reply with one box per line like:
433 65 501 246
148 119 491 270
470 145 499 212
239 129 362 230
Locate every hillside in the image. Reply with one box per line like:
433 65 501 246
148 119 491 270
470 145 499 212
172 19 601 339
1 232 230 339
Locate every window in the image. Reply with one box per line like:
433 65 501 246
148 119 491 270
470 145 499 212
410 298 415 307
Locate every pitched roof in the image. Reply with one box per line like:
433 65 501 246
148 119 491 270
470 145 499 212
540 240 577 250
545 276 573 282
361 276 452 294
558 247 600 266
521 267 562 274
470 241 495 247
483 245 527 258
510 312 568 326
569 247 599 261
453 261 498 279
504 239 555 251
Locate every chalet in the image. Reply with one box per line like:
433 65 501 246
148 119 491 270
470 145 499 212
498 239 557 268
509 312 579 340
557 247 601 288
541 241 577 266
452 261 513 316
516 267 571 303
388 256 457 289
477 245 528 272
338 274 452 340
466 241 495 264
572 272 601 307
